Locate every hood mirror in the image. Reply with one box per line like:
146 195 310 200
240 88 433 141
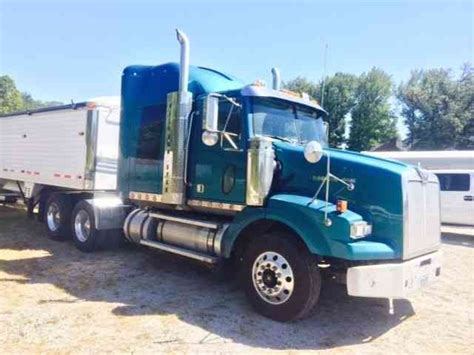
304 141 324 163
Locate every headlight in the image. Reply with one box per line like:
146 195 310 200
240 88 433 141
350 221 372 239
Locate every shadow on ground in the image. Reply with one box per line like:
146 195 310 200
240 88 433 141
0 206 415 350
442 233 474 249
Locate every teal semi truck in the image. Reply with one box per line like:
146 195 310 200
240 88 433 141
0 30 441 321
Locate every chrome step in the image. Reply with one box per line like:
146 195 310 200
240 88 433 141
140 239 219 264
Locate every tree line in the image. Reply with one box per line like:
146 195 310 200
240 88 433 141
285 64 473 151
0 75 62 115
1 66 473 151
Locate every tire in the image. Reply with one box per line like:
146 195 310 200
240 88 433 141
71 200 120 253
45 193 73 240
241 232 321 322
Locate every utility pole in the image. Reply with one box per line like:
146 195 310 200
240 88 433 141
320 42 328 107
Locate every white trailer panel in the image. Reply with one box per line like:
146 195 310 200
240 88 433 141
0 97 120 192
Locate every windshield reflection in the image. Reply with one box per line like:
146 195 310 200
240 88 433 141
251 97 328 146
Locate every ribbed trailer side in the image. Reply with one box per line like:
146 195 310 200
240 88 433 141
0 98 120 191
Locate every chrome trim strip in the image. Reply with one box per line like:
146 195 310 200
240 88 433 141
84 109 99 184
129 191 163 203
187 199 245 211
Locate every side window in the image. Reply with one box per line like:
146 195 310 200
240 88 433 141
436 173 470 191
217 98 242 150
136 104 167 160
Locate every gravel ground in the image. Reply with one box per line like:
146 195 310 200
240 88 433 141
0 205 473 353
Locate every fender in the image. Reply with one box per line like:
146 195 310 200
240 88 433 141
221 194 366 259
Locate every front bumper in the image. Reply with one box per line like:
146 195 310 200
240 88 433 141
346 251 441 298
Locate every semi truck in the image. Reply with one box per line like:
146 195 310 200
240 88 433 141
0 30 441 321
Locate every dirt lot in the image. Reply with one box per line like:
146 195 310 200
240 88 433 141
0 205 473 353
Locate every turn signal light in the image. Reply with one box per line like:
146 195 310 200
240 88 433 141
336 200 348 213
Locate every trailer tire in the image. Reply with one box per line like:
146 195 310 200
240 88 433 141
45 194 73 240
71 200 107 253
241 232 321 322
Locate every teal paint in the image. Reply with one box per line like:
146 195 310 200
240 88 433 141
269 142 406 259
186 94 249 204
118 63 244 197
221 194 396 261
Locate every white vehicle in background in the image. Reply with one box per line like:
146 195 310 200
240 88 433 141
364 151 474 226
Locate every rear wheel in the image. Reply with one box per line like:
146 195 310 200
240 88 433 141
241 232 321 322
71 200 122 252
72 200 104 252
45 194 72 240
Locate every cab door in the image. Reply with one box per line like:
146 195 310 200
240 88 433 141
186 96 247 206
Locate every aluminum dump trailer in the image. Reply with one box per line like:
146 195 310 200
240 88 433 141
0 97 120 199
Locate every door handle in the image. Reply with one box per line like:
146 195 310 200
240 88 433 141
464 195 473 201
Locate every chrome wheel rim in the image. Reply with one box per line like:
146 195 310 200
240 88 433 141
252 251 294 305
74 210 91 243
46 202 61 232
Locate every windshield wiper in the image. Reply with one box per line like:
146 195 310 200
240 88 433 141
265 135 297 143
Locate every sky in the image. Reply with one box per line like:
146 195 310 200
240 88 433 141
0 0 472 135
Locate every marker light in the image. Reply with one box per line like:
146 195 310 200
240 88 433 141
336 200 348 213
252 80 266 87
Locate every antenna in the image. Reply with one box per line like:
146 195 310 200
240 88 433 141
320 42 328 107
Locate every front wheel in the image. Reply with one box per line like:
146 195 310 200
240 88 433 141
241 233 321 322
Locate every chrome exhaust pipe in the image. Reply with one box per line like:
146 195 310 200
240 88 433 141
162 29 193 205
271 67 281 90
176 29 190 94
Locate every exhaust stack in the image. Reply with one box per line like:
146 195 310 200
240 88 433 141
176 29 190 94
161 29 193 205
271 67 281 90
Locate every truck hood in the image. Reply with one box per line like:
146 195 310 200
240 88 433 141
272 142 412 256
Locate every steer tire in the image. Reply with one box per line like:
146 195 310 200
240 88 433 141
44 194 73 241
241 232 321 322
71 200 107 253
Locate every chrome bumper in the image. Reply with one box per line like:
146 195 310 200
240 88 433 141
346 251 441 298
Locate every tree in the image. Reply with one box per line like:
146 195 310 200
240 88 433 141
398 64 473 150
285 73 358 147
0 75 63 115
21 92 62 111
0 75 23 114
348 68 397 151
318 73 358 147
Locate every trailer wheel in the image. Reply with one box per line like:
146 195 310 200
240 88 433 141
241 232 321 322
45 194 72 240
71 200 107 253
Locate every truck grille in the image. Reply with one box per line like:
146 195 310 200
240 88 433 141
403 168 441 259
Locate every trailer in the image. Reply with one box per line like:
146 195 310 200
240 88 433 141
0 30 442 322
0 97 120 220
364 151 474 226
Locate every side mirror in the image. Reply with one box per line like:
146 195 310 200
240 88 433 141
304 141 324 163
202 95 219 146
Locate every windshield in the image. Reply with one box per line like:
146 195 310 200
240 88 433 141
251 97 328 146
